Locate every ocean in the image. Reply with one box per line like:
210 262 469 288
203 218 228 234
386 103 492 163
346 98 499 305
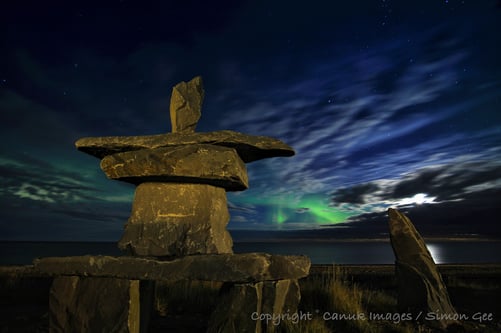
1 240 501 266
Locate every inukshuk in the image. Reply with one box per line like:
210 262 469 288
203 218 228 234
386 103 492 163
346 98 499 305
36 76 310 333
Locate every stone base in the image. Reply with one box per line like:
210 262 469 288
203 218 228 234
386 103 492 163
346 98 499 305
207 279 301 333
40 254 310 332
118 183 233 257
34 253 311 283
49 276 153 333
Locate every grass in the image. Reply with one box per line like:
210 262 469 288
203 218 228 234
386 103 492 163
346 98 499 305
297 265 416 333
2 264 500 332
298 265 369 332
105 265 501 332
151 266 418 332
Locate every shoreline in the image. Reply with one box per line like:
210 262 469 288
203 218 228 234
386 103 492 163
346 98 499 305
2 262 501 276
2 236 501 243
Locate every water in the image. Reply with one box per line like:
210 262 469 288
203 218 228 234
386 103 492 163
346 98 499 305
1 240 501 265
235 240 501 264
0 242 122 266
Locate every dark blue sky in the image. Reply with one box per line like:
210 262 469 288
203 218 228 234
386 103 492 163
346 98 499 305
1 0 500 241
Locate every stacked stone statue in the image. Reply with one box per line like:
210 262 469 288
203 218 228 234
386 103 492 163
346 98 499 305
36 76 310 333
76 76 295 258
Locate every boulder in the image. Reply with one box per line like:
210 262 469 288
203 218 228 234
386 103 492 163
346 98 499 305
49 276 153 333
388 208 457 330
33 253 311 283
170 76 204 133
100 144 248 191
75 130 295 163
118 183 233 257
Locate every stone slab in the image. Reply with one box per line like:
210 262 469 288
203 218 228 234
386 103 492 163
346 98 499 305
75 130 295 163
118 183 233 257
33 253 311 283
100 144 248 191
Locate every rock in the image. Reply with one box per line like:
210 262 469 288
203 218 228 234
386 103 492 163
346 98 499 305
49 276 153 333
118 183 233 257
33 253 311 283
75 130 295 163
261 279 301 333
262 279 301 320
170 76 204 133
100 144 248 191
207 279 301 333
388 208 457 330
207 282 263 333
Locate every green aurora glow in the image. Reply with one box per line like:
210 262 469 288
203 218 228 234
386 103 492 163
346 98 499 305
231 193 354 225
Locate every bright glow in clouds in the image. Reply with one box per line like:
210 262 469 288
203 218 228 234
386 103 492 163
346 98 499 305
397 193 436 206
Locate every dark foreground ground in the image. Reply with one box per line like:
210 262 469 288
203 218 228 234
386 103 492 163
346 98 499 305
1 264 500 332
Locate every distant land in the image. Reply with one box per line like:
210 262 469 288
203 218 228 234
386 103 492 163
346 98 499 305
1 228 499 244
228 229 501 243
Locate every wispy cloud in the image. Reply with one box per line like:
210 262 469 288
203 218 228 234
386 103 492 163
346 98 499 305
330 151 501 219
0 152 131 240
221 26 486 203
222 25 500 232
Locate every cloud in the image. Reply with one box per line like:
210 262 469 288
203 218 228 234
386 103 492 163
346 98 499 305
231 216 249 223
332 153 501 206
389 162 501 202
341 187 501 238
216 23 484 206
0 154 98 202
327 153 501 237
0 152 133 240
227 201 257 214
1 1 499 238
331 183 380 204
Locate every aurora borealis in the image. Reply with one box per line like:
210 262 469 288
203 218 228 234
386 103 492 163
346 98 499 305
1 1 500 241
233 193 353 228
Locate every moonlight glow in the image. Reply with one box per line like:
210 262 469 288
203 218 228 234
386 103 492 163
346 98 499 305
397 193 437 206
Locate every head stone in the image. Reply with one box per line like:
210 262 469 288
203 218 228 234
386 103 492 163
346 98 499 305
169 76 204 133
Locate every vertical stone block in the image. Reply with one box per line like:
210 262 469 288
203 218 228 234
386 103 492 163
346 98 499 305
49 276 152 333
261 279 300 330
208 282 263 333
207 279 302 333
118 183 233 257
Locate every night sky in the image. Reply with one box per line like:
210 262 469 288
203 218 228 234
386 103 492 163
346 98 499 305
1 1 500 241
